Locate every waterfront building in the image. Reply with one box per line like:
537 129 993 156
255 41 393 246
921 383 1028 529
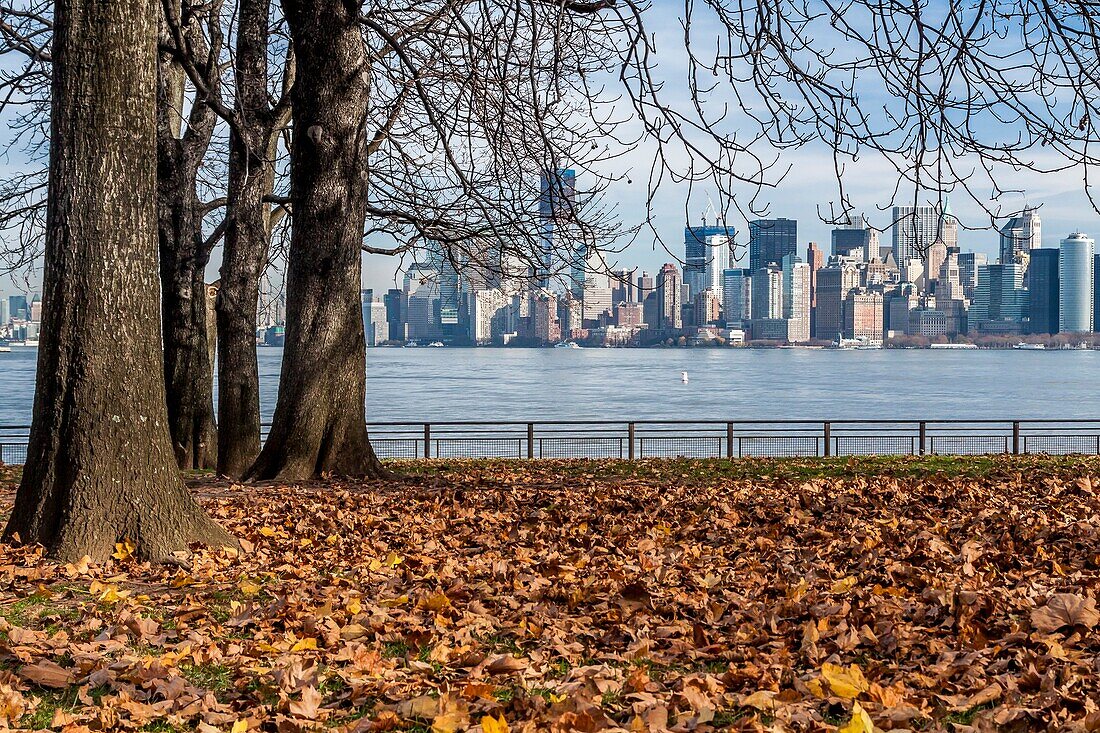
831 214 879 262
783 255 811 342
558 290 584 337
748 218 797 272
0 298 7 326
814 259 860 342
807 242 824 336
970 262 1028 333
886 288 919 334
721 268 750 324
694 290 722 325
908 308 948 339
656 263 682 329
636 271 655 301
1059 232 1094 333
614 302 645 328
684 207 734 298
8 295 27 322
468 289 510 344
531 290 561 344
582 286 613 324
936 247 964 300
891 201 956 264
1028 248 1059 335
751 264 783 321
999 206 1041 267
844 289 884 342
749 318 790 341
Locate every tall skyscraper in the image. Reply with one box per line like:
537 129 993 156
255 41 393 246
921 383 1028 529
843 290 884 342
610 268 637 304
1059 232 1094 333
536 169 577 288
970 262 1028 330
784 256 811 342
1028 249 1059 335
656 263 682 329
806 242 824 336
892 201 956 264
8 295 27 321
958 252 987 300
999 206 1041 266
751 264 784 320
814 260 860 342
721 269 750 324
636 271 654 302
684 207 734 298
748 218 797 272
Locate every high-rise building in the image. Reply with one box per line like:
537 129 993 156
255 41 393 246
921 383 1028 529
1028 249 1059 335
892 201 956 264
751 264 783 321
610 269 637 304
684 208 734 298
384 289 406 342
8 295 27 321
1059 232 1094 333
958 252 987 300
656 263 682 329
925 241 948 289
748 218 797 272
468 289 510 344
806 242 824 336
844 290 884 342
531 291 561 344
999 206 1041 267
0 297 7 325
636 271 655 302
936 247 964 300
970 262 1028 332
784 257 811 342
536 169 577 288
831 214 879 262
721 268 750 324
814 260 860 342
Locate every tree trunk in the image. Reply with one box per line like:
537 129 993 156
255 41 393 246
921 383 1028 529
216 0 273 478
157 29 218 469
4 0 233 561
246 0 384 481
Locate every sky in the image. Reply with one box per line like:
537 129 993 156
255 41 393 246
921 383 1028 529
3 2 1100 299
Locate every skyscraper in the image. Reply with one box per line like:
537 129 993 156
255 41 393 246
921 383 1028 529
806 242 824 336
999 206 1041 266
636 271 654 302
748 218 797 272
721 269 750 324
8 295 27 321
831 214 879 262
751 264 783 320
958 252 987 300
783 256 811 342
1059 232 1094 333
610 268 637 304
970 262 1028 331
684 207 734 298
536 169 577 288
814 260 860 342
656 263 682 329
1028 249 1059 335
891 201 955 264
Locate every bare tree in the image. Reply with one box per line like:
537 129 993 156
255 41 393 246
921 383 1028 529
3 0 231 560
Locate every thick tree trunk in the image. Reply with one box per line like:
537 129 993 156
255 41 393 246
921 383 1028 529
4 0 232 561
216 0 273 478
246 0 384 481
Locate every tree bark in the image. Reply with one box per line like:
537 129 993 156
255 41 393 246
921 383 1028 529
157 11 218 470
246 0 384 481
216 0 280 478
4 0 233 561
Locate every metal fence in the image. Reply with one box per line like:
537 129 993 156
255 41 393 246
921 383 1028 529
5 420 1100 464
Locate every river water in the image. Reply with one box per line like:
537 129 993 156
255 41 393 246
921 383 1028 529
2 346 1099 425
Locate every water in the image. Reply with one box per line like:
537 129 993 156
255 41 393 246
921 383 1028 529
2 346 1100 425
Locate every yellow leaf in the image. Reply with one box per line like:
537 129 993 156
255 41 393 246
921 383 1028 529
112 538 135 561
259 527 276 537
385 551 404 567
838 701 874 733
821 662 869 699
346 597 362 615
291 637 318 652
830 576 858 594
231 721 249 733
805 678 826 698
548 692 567 704
482 714 510 733
740 690 776 711
238 579 262 597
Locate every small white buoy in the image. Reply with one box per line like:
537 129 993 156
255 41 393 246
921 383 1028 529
681 371 689 383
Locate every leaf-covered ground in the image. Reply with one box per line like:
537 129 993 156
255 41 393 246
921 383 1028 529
1 456 1100 731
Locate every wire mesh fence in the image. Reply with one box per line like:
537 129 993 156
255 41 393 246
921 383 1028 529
4 420 1100 465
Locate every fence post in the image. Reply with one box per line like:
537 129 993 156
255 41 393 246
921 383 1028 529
726 422 734 459
823 421 831 457
527 423 535 459
424 423 431 459
1012 421 1020 455
627 422 635 460
918 421 926 455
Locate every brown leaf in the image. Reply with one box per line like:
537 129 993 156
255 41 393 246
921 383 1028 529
1031 593 1100 633
18 659 74 689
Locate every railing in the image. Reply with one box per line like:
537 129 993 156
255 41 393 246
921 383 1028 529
5 420 1100 465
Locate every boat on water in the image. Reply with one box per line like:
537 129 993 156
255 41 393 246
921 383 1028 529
1013 342 1046 350
428 341 444 347
0 340 10 353
836 339 882 350
930 343 978 349
554 341 581 349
